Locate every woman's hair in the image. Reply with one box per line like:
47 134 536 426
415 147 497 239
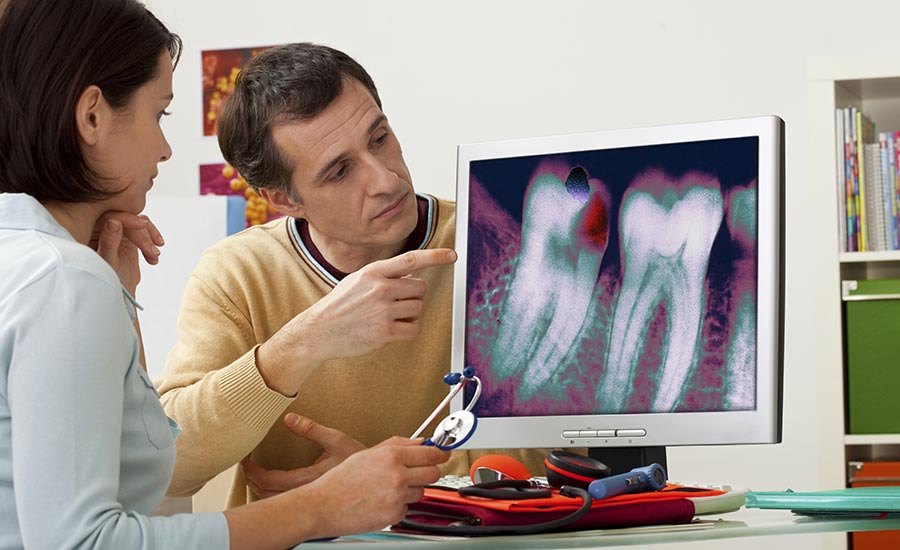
0 0 181 202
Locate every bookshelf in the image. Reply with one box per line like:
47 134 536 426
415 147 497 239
839 250 900 263
809 55 900 549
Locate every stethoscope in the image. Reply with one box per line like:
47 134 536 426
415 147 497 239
401 368 595 535
410 366 482 450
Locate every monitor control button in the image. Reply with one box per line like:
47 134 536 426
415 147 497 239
561 429 621 439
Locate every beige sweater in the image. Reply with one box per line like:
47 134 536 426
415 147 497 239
157 196 551 508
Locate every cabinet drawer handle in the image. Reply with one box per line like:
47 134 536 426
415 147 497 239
849 476 900 483
842 293 900 302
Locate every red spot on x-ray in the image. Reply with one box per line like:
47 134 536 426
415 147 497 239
582 195 609 249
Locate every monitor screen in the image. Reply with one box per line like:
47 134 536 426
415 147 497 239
451 116 784 467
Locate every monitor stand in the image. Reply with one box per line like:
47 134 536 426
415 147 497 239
588 446 668 476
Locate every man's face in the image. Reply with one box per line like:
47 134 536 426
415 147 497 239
268 80 418 267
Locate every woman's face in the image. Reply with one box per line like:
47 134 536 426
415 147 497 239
89 51 174 214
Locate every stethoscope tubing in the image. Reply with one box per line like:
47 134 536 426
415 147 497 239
458 479 551 500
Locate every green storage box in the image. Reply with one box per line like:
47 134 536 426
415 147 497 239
844 279 900 434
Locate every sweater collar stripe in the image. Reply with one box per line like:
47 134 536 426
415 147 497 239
287 194 436 285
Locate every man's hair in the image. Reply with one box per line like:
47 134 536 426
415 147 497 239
0 0 181 202
217 43 382 196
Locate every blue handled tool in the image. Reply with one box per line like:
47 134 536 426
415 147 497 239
587 463 667 500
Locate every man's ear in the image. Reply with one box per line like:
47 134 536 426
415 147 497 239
258 187 306 219
75 85 106 146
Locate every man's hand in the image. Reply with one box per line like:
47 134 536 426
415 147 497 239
256 248 457 396
241 413 366 500
90 211 164 295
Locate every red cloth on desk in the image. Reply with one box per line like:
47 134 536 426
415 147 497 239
401 498 695 532
420 483 724 512
396 484 720 533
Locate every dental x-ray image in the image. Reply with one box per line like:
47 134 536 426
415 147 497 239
464 137 759 418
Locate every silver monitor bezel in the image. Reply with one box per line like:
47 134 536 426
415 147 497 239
450 115 784 450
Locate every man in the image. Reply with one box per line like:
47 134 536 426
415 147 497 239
157 43 547 508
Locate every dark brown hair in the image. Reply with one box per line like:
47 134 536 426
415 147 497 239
0 0 181 202
217 43 381 196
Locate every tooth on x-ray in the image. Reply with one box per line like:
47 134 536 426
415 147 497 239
722 183 757 410
490 164 610 399
597 170 724 412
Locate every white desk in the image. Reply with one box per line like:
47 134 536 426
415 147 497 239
295 508 900 549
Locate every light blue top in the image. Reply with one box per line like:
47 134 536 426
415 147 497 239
0 194 229 549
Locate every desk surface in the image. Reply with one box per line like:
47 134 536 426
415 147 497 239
295 508 900 549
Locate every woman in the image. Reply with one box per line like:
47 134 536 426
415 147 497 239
0 1 448 548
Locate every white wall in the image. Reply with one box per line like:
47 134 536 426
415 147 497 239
139 196 227 379
138 2 900 547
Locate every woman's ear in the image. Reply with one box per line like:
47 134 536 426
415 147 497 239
74 85 105 146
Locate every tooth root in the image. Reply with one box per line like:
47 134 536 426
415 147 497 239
598 183 723 412
491 168 609 399
522 238 604 394
651 274 706 410
722 184 757 409
597 192 663 412
490 173 565 382
724 292 755 409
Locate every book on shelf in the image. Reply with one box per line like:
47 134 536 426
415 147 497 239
844 107 859 251
881 133 899 249
845 107 861 250
864 142 885 251
857 109 875 250
835 107 900 252
836 109 847 252
894 133 900 248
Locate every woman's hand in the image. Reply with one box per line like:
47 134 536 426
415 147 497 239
90 211 165 295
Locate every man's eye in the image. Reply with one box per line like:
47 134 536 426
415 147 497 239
330 165 348 181
373 132 388 146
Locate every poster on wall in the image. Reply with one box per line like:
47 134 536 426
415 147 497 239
201 46 278 136
199 162 282 235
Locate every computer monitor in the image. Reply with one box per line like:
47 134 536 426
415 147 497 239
451 115 784 475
